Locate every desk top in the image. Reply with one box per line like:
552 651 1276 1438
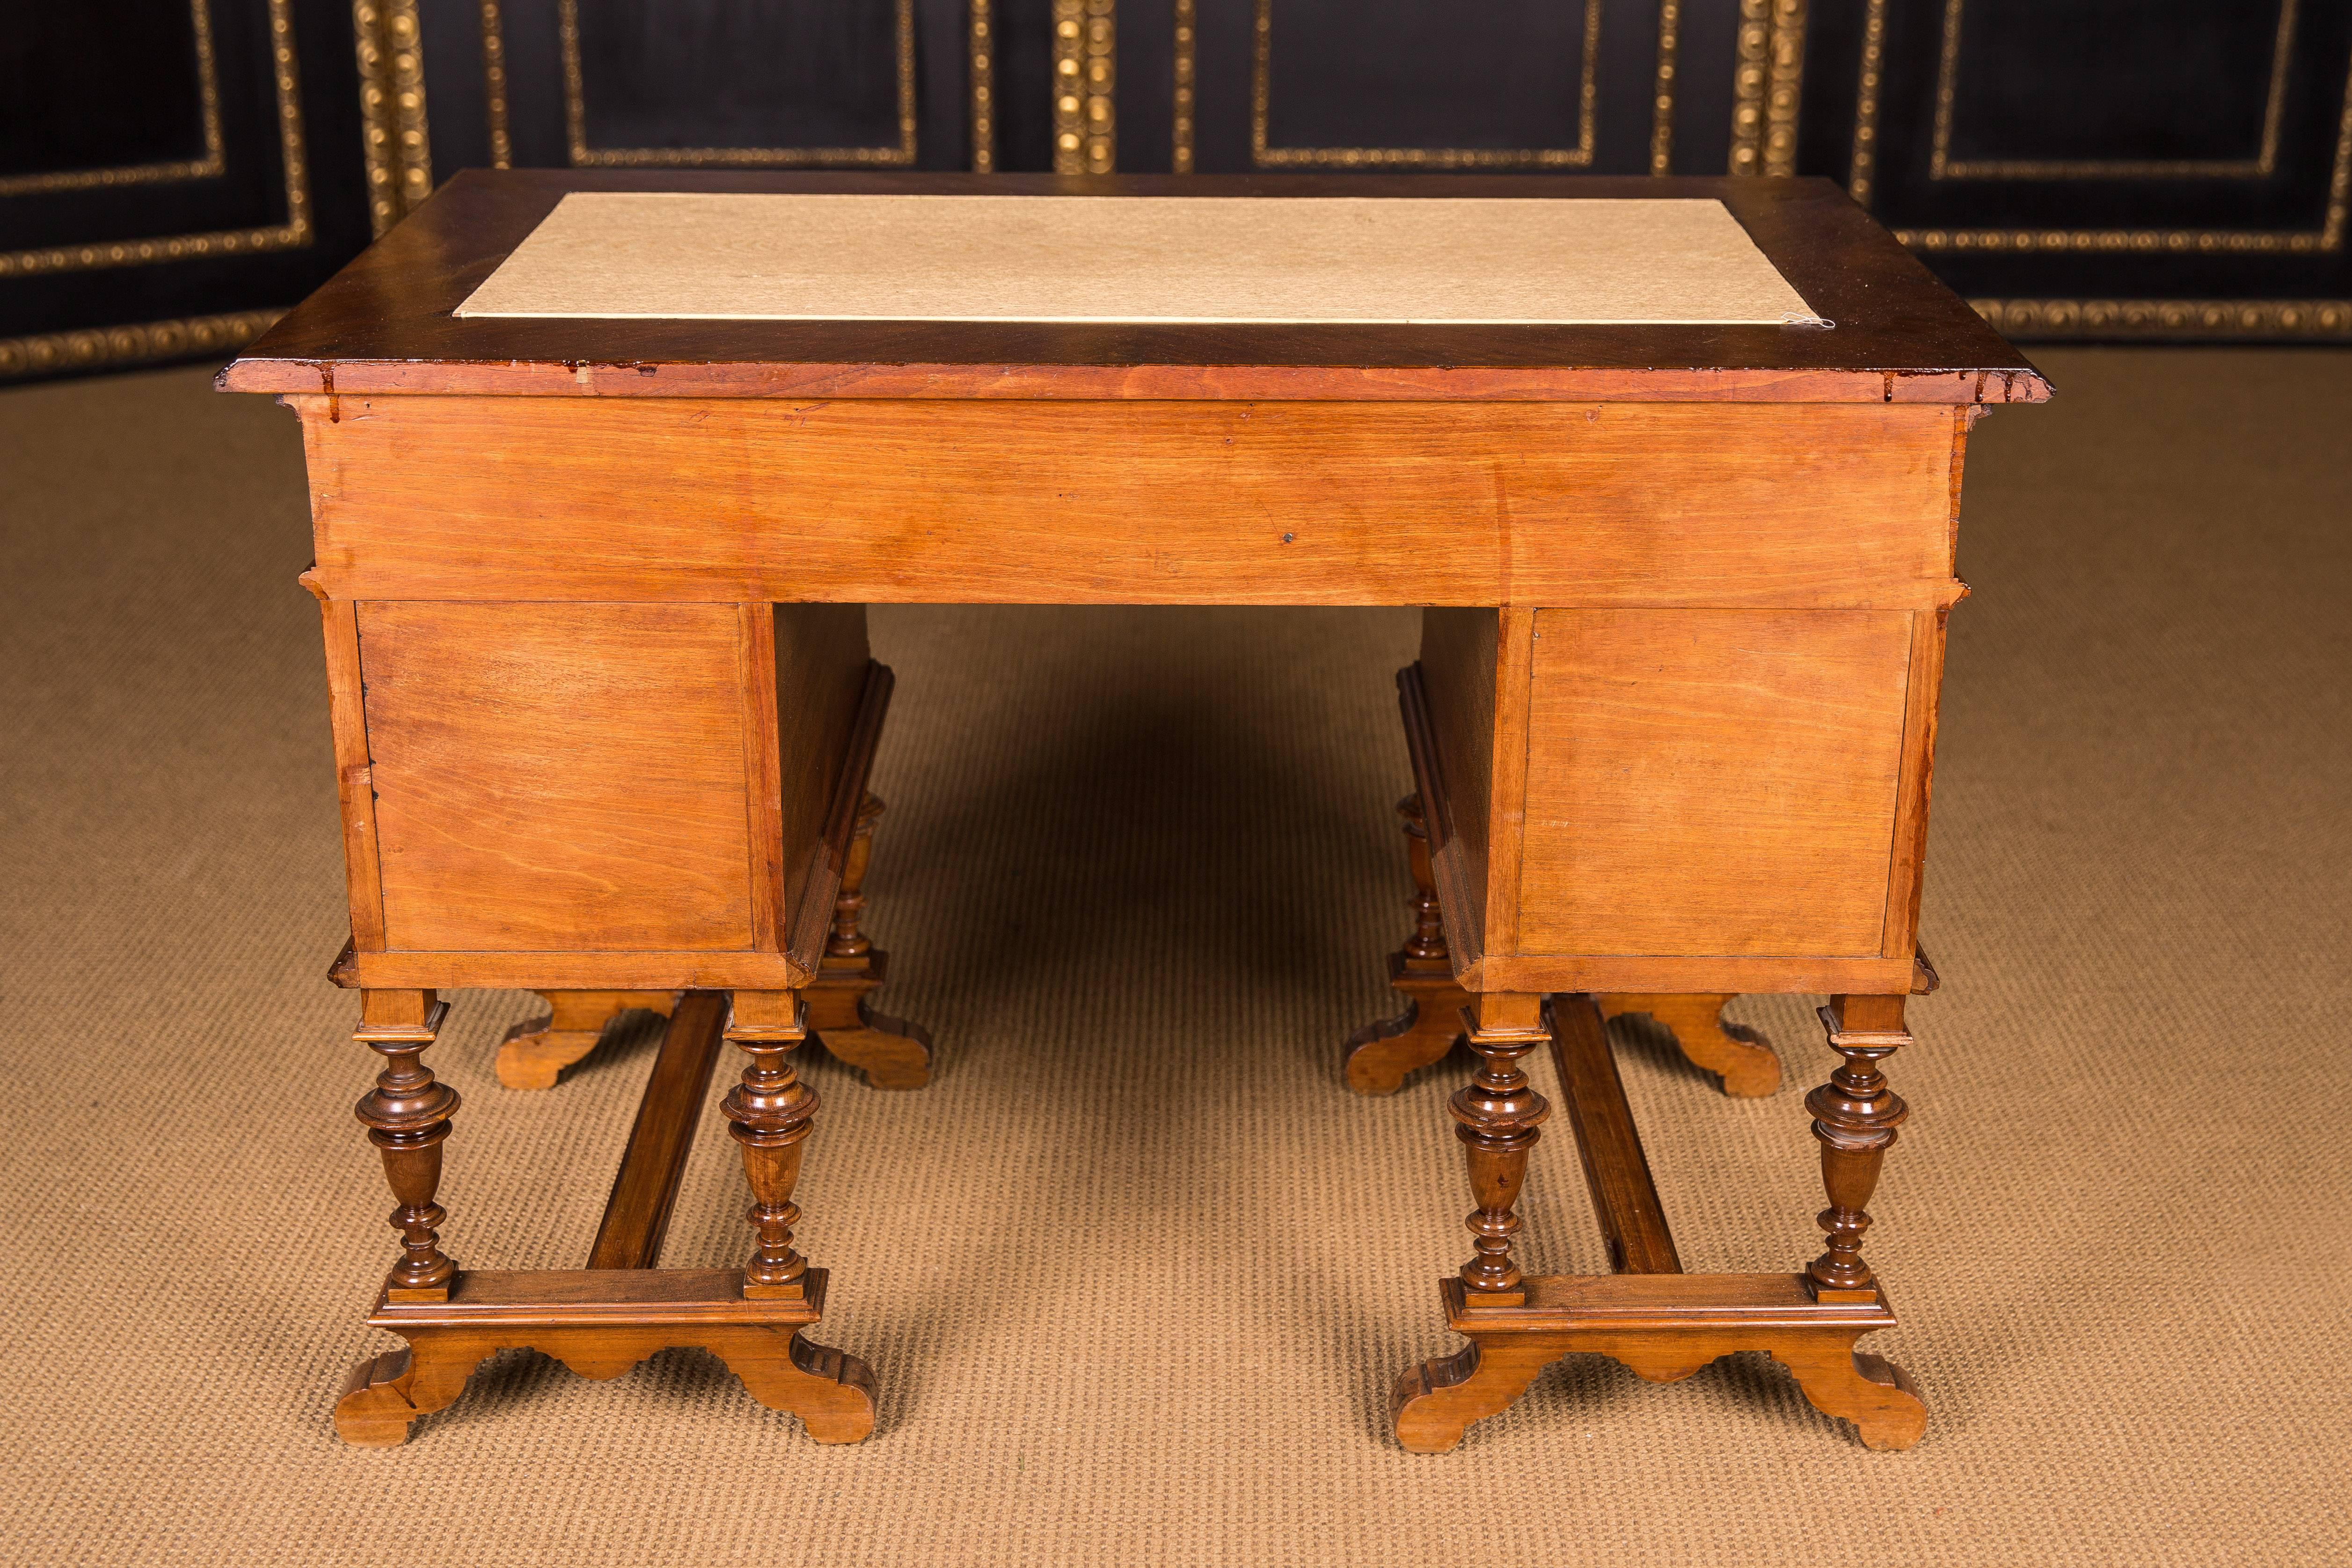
453 193 1826 328
224 171 2047 406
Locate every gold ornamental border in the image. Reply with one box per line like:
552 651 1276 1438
1052 0 1116 174
1173 0 1198 172
1977 296 2352 339
482 0 514 168
554 0 918 168
355 0 433 233
1649 0 1681 176
0 0 226 197
1854 0 2352 255
0 0 309 278
1934 0 2298 181
0 306 285 383
1248 0 1604 170
1729 0 1804 177
971 0 998 172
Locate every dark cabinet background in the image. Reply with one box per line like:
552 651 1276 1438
7 0 2350 383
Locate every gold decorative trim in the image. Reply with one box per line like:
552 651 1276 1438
1975 297 2352 339
1848 0 1887 203
1856 2 2352 255
971 0 996 172
1173 0 1198 173
1053 0 1116 174
0 307 285 383
482 0 513 169
1730 0 1805 176
1650 1 1681 176
0 0 225 197
355 0 433 235
0 0 309 278
1250 0 1602 169
557 0 917 167
1934 0 2298 180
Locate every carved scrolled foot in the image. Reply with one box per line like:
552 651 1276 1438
1599 993 1781 1098
496 991 677 1090
714 1328 879 1444
806 979 934 1091
1390 1339 1560 1454
1772 1341 1928 1451
331 1340 491 1447
1344 967 1471 1095
1347 793 1468 1096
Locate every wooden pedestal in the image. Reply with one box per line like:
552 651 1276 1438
336 1268 875 1447
334 992 875 1446
1390 995 1927 1452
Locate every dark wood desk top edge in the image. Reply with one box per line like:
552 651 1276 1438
223 171 2050 406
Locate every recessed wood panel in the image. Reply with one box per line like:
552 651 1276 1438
357 600 756 952
300 395 1957 607
1516 608 1914 957
1416 607 1498 959
772 602 871 954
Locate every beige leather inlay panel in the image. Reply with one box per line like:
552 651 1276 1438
455 193 1827 326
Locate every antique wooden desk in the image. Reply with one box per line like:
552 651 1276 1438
223 171 2045 1453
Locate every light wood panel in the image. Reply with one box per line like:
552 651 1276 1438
773 605 873 960
294 396 1959 608
1516 608 1915 958
1881 608 1952 959
1414 609 1498 964
309 581 388 952
357 601 757 953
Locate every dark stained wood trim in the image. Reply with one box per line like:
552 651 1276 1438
1549 995 1681 1276
1398 663 1485 978
586 992 730 1271
786 661 893 977
221 170 2049 405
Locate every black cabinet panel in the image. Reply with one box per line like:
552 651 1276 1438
0 0 372 381
0 1 215 181
1125 2 1797 182
1943 1 2290 172
409 0 993 189
1803 0 2352 335
12 0 2352 375
576 2 906 155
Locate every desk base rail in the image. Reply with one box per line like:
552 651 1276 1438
1390 994 1928 1453
334 1267 874 1447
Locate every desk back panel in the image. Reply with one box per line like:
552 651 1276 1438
1415 598 1946 994
321 595 869 990
1517 607 1915 958
358 601 760 954
292 396 1961 609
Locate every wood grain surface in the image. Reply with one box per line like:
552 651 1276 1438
220 171 2048 405
357 601 757 953
296 396 1960 607
1516 608 1916 957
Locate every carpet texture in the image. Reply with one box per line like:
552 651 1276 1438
1 352 2346 1566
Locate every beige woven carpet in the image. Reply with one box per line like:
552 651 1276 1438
2 353 2347 1566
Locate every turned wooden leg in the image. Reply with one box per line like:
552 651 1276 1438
353 989 460 1301
719 991 877 1438
496 990 678 1090
805 793 935 1090
1452 993 1553 1304
723 992 820 1298
1345 793 1472 1094
1805 994 1912 1302
1597 992 1782 1098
